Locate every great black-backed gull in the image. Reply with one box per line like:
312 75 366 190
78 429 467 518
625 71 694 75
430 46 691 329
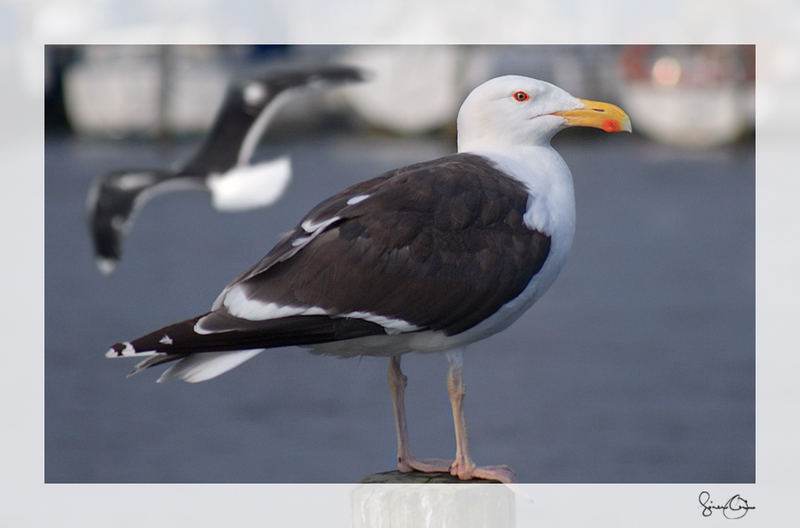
86 65 364 274
105 75 631 483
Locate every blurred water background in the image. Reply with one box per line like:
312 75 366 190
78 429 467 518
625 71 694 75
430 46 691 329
45 44 754 483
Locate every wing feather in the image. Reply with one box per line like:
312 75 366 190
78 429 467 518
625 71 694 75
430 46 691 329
216 153 551 336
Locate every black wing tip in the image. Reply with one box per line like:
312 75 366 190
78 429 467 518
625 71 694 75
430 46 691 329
240 63 369 91
105 341 135 358
85 168 152 272
87 209 124 273
87 214 124 273
308 63 369 84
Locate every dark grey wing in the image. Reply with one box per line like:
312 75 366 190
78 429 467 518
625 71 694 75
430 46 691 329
86 169 204 273
216 171 395 289
209 153 552 336
180 64 365 175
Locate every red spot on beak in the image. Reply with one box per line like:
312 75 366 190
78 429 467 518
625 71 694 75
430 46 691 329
602 119 621 133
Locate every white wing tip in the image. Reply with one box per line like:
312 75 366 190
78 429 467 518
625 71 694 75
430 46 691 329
95 258 118 275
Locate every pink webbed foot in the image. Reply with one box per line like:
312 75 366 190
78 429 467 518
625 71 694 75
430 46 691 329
450 456 517 483
470 464 517 483
397 454 452 474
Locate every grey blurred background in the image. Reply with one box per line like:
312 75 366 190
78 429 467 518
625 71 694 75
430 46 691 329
45 44 754 483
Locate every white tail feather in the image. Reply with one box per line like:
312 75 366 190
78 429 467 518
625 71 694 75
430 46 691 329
156 349 264 383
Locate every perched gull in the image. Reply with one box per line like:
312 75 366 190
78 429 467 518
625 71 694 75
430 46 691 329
105 75 631 483
86 64 364 274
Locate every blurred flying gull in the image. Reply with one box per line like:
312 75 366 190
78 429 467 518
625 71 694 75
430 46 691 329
86 64 365 274
105 75 630 483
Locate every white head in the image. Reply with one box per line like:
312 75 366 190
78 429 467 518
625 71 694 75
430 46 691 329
456 75 631 152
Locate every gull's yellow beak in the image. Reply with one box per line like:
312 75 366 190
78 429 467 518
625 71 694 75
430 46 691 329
553 98 632 133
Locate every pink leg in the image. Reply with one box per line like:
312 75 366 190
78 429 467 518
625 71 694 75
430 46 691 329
445 349 517 483
387 356 451 473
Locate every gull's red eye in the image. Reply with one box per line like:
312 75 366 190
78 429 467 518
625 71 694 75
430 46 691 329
513 91 529 102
